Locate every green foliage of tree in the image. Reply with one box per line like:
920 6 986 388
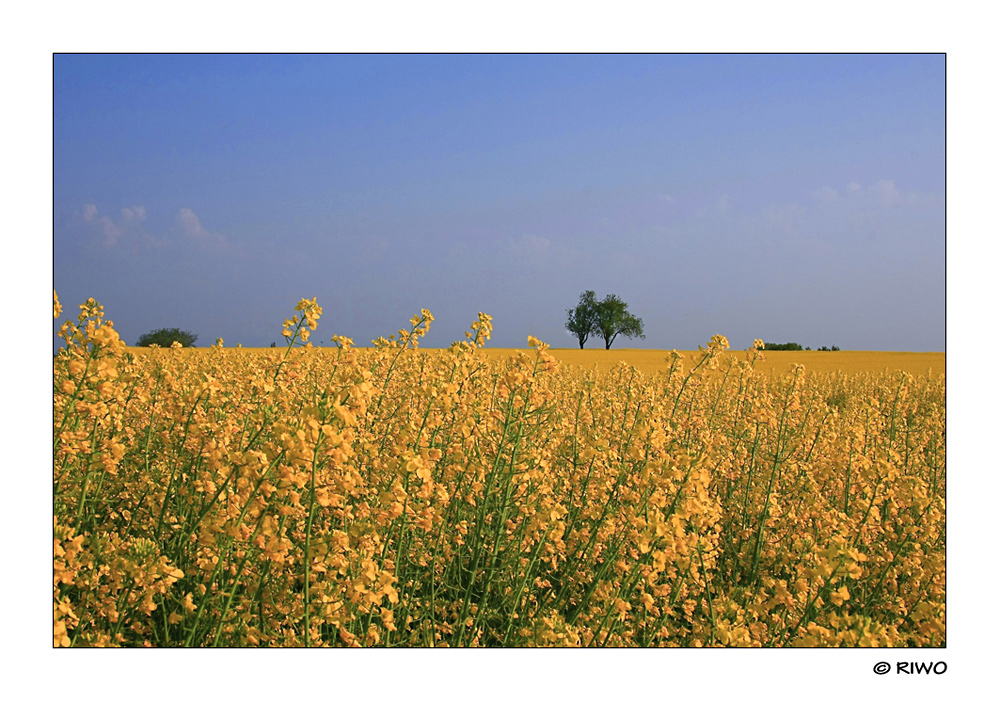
593 293 645 350
136 328 198 347
565 290 599 349
565 291 645 350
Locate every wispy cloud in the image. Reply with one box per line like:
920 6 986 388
120 205 147 222
80 204 232 253
178 208 228 251
100 218 123 247
81 203 145 247
870 179 903 208
814 179 931 211
179 208 209 239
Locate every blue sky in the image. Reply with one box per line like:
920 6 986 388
54 53 944 351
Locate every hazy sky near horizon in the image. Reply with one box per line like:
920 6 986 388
54 53 945 351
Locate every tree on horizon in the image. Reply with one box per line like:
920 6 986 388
565 291 645 350
565 290 599 349
136 328 198 347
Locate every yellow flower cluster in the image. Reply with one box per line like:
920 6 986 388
53 293 945 647
277 297 323 349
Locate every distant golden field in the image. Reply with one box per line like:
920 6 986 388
148 347 945 379
454 348 945 378
55 294 945 647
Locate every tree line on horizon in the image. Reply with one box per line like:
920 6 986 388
563 291 843 352
129 297 836 352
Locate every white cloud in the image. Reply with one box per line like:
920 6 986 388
179 208 207 238
120 205 147 222
838 179 930 209
179 207 227 249
78 204 235 254
80 202 137 247
870 179 902 208
99 216 123 247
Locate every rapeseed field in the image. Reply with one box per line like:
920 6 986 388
53 293 945 647
451 348 943 378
